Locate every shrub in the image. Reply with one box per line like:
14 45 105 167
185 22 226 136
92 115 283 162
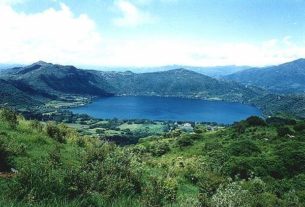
277 126 294 137
176 135 193 148
149 142 170 157
142 176 178 206
245 116 266 127
204 142 223 152
227 140 261 157
275 142 305 177
0 137 12 172
210 181 252 207
45 122 66 143
223 157 254 179
29 120 43 132
234 123 246 134
9 159 68 202
78 145 143 200
293 122 305 132
0 108 18 129
266 117 297 126
197 172 226 197
9 142 143 204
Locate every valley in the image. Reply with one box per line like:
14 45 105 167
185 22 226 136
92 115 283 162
1 59 305 206
1 60 305 119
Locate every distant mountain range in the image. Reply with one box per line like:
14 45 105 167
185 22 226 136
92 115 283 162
0 61 260 106
1 59 305 117
225 59 305 93
95 65 250 78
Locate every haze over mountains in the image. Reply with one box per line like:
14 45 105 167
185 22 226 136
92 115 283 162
96 65 250 78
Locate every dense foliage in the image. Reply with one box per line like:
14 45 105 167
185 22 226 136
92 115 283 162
1 110 305 206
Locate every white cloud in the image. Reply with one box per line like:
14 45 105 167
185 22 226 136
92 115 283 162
99 37 305 67
113 0 156 27
0 0 22 4
0 3 103 65
0 2 304 68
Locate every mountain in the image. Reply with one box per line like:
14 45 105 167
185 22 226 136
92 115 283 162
94 65 250 78
94 68 262 103
3 61 305 117
225 59 305 93
187 65 250 78
1 61 112 99
0 62 261 105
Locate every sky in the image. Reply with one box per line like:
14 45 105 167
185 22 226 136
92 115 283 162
1 0 305 67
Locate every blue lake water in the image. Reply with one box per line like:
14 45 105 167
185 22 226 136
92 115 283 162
71 96 262 124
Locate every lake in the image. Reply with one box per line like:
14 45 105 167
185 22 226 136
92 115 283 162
71 96 262 124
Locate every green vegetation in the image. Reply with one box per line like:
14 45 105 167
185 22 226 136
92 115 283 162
3 61 305 119
0 109 305 206
225 58 305 93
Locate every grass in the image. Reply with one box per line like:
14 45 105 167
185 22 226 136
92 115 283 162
1 112 305 206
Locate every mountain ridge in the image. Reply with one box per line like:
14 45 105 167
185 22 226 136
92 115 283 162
225 58 305 93
1 60 305 118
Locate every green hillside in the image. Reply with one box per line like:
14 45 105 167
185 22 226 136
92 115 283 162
95 69 263 103
225 59 305 93
1 109 305 206
1 61 112 99
0 80 40 108
2 62 261 104
2 61 305 118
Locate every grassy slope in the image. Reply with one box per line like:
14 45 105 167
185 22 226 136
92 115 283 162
1 113 305 206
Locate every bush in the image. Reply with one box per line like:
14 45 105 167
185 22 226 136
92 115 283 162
9 142 143 204
266 117 297 126
176 135 193 148
275 142 305 177
0 137 12 172
149 142 170 157
0 108 18 129
204 142 223 152
277 126 294 137
197 172 226 197
142 176 178 206
293 122 305 132
210 181 252 207
9 159 68 202
78 144 143 200
29 120 43 132
227 140 261 157
223 157 254 179
45 122 66 143
234 123 246 134
245 116 266 127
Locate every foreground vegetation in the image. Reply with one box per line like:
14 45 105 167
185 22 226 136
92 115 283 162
1 109 305 206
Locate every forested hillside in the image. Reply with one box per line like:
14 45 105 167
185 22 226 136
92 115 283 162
1 61 305 118
225 59 305 93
